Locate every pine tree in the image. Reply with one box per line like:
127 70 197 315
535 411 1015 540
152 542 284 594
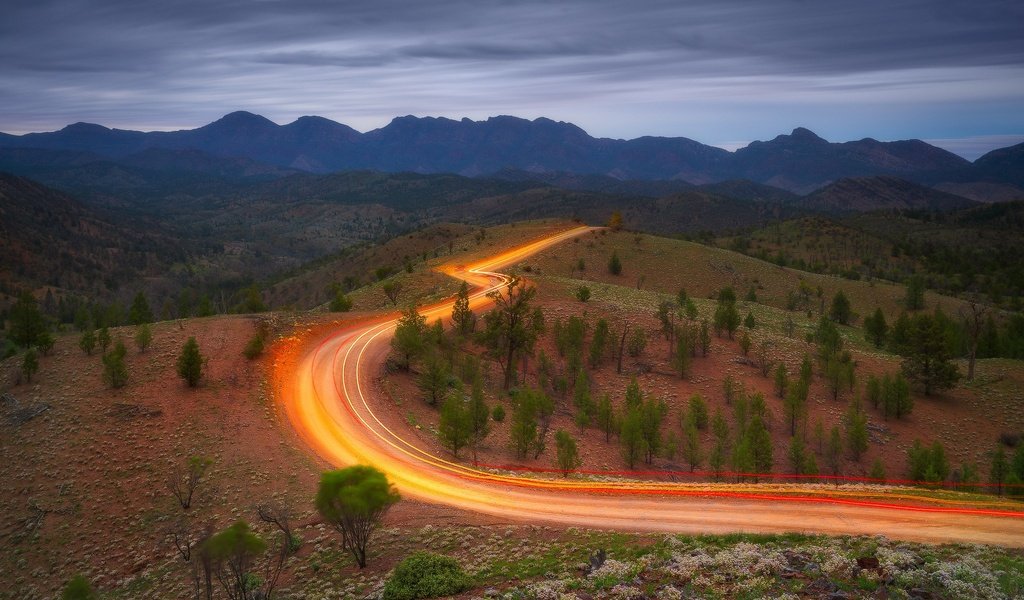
710 410 729 478
9 290 47 348
774 363 788 399
688 394 709 430
608 251 622 275
21 348 39 383
438 384 471 457
829 291 851 325
901 312 961 395
589 319 610 367
698 319 711 355
450 281 475 335
788 435 807 476
392 306 427 370
128 291 153 325
826 426 843 477
991 446 1009 495
417 358 449 406
783 379 808 436
79 329 96 355
468 377 490 462
176 336 204 388
97 327 111 353
620 406 644 469
683 420 702 472
555 430 581 476
864 308 888 348
134 323 152 353
845 399 869 462
870 458 886 481
103 341 128 389
596 393 617 442
747 414 773 474
904 275 926 311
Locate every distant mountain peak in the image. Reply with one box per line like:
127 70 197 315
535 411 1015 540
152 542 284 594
789 127 826 142
60 122 111 134
204 111 278 131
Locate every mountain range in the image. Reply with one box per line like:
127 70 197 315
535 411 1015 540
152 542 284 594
2 112 1021 196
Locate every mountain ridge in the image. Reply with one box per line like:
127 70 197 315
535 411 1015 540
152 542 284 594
1 113 1021 194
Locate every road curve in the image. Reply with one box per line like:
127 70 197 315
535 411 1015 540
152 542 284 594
276 225 1024 547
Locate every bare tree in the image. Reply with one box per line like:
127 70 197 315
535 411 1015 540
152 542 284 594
255 501 295 599
959 300 989 381
167 456 212 509
382 281 403 306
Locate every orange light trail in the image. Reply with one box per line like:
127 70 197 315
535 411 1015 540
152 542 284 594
273 225 1024 546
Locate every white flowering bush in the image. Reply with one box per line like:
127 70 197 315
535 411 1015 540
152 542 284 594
930 556 1004 600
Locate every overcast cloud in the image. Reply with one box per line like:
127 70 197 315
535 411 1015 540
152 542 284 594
1 0 1022 156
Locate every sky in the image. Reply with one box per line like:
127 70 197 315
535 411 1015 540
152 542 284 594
2 0 1023 160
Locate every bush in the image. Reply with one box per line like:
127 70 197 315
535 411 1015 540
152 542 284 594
491 405 505 422
243 333 265 360
383 552 470 600
574 286 591 302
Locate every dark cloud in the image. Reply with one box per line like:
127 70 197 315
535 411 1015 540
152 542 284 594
0 0 1022 151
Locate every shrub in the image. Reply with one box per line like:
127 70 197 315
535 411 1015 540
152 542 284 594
382 552 470 600
574 286 591 302
491 405 505 422
243 333 265 359
62 575 96 600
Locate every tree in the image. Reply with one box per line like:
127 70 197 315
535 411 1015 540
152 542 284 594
829 291 851 325
595 393 617 442
555 430 581 476
103 341 129 389
392 306 427 370
683 420 702 472
589 319 610 367
417 358 449 406
167 455 212 509
639 397 666 464
438 385 472 457
467 378 490 462
959 301 989 381
826 426 843 477
243 333 265 360
627 326 647 357
21 348 39 383
36 331 55 356
79 329 96 355
673 328 692 377
710 410 729 478
177 337 204 387
755 340 774 377
480 278 539 389
134 323 153 353
739 331 751 356
845 399 869 462
882 372 913 419
9 290 46 348
330 291 353 312
316 466 400 568
203 520 266 600
620 406 644 469
905 275 926 311
866 374 882 409
788 435 808 476
773 363 788 399
864 308 888 348
688 394 709 430
746 414 773 474
97 326 111 353
450 281 475 336
698 320 711 355
870 458 886 481
744 311 756 329
572 369 592 431
61 575 96 600
783 379 808 436
607 211 623 231
382 281 403 306
713 294 740 339
824 354 855 401
901 313 960 395
608 251 622 275
129 291 153 325
991 446 1010 495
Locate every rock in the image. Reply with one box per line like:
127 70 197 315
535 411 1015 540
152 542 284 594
856 556 880 570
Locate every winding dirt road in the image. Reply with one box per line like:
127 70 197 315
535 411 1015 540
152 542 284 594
277 225 1024 547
